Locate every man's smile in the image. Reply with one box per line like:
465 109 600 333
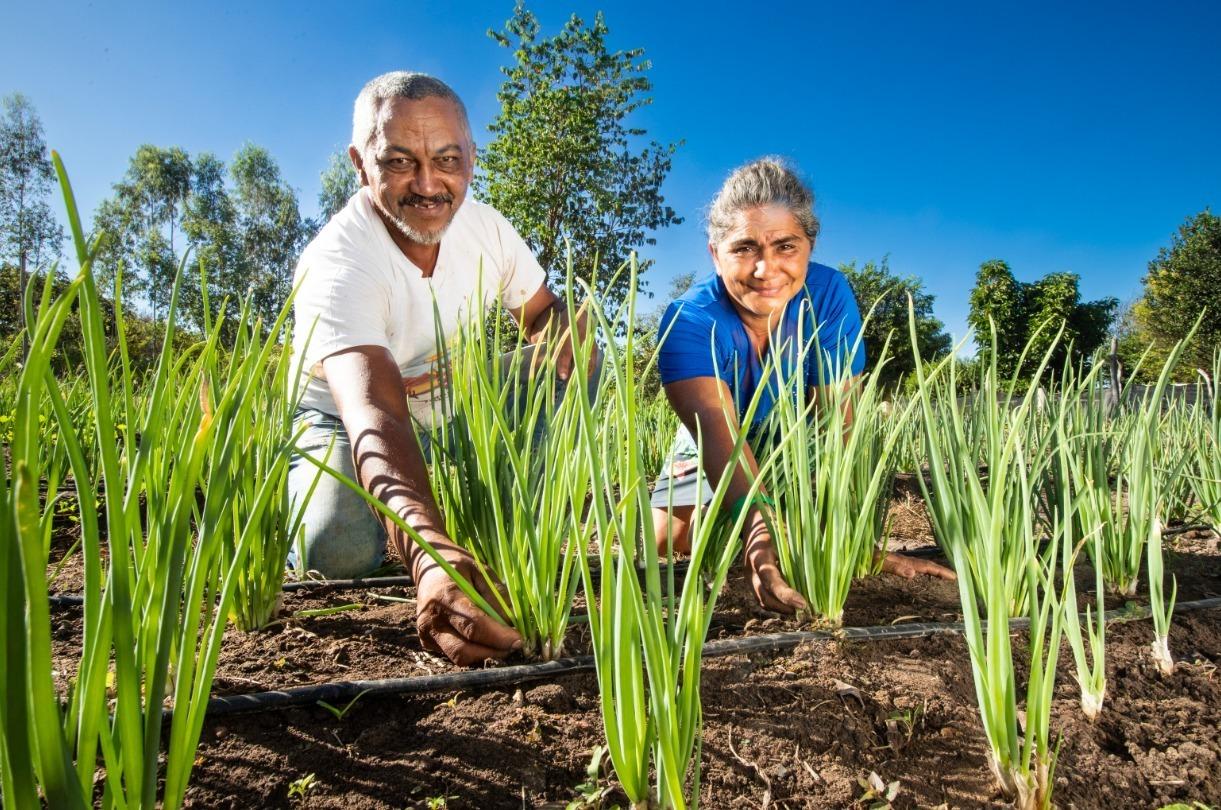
400 194 453 214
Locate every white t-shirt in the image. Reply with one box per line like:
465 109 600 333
291 188 546 421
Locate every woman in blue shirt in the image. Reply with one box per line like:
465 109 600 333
651 158 952 614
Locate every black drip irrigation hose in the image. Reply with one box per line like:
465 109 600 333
198 596 1221 718
282 575 414 593
48 547 951 609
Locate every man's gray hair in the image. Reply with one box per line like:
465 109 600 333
706 157 820 245
352 71 472 150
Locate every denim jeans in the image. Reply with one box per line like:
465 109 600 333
286 408 401 579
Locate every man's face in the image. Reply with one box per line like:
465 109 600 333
710 205 812 324
350 96 474 246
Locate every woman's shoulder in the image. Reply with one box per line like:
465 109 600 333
798 261 857 308
661 275 734 334
803 261 850 290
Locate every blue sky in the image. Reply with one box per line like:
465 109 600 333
4 1 1219 347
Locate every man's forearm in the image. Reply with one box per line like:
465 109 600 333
525 298 564 345
341 405 457 577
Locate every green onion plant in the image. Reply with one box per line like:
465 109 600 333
1055 415 1108 721
1085 337 1193 597
1188 353 1221 531
908 301 1068 809
1147 517 1177 676
915 317 1062 616
569 257 783 809
762 322 909 625
428 294 589 660
203 288 309 632
2 156 301 809
2 255 91 808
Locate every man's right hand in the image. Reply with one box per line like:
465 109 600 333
414 547 523 666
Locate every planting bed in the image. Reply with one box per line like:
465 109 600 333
45 497 1221 809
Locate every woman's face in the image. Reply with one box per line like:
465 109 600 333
710 205 812 327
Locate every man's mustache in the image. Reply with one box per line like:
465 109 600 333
400 193 454 206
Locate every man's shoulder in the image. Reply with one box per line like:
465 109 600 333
298 193 385 277
448 198 515 244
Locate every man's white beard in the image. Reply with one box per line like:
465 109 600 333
372 196 451 246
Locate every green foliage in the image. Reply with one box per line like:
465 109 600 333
0 264 193 372
287 773 319 803
92 144 192 323
0 93 64 282
316 689 371 721
840 257 950 388
430 298 589 660
968 259 1026 377
573 257 754 809
1142 209 1221 374
228 143 310 327
180 152 242 333
633 271 693 399
475 3 683 309
0 156 300 809
967 259 1117 381
318 150 358 222
94 142 309 338
764 323 907 625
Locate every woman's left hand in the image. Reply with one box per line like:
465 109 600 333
880 552 957 581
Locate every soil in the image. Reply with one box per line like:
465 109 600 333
44 494 1221 809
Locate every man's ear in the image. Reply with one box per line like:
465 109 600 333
708 242 722 276
348 145 369 186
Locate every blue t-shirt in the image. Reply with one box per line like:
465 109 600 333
657 262 866 427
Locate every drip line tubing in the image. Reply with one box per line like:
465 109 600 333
198 596 1221 718
48 546 949 609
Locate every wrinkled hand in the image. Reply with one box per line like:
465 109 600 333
744 530 807 614
880 552 957 581
553 337 599 383
414 549 522 666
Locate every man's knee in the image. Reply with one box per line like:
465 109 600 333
296 504 386 579
289 463 387 580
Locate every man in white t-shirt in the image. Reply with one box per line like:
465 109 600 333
288 72 584 666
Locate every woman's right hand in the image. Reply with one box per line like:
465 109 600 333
743 518 807 614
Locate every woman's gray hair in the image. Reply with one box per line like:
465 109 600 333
352 71 472 151
706 157 820 245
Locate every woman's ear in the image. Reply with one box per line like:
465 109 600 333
708 242 721 275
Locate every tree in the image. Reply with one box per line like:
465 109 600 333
967 260 1116 381
318 151 358 224
1024 271 1082 373
839 257 951 389
93 144 193 322
181 152 242 333
94 143 306 336
474 3 683 309
967 259 1026 378
1142 209 1221 373
229 144 309 328
0 92 64 340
